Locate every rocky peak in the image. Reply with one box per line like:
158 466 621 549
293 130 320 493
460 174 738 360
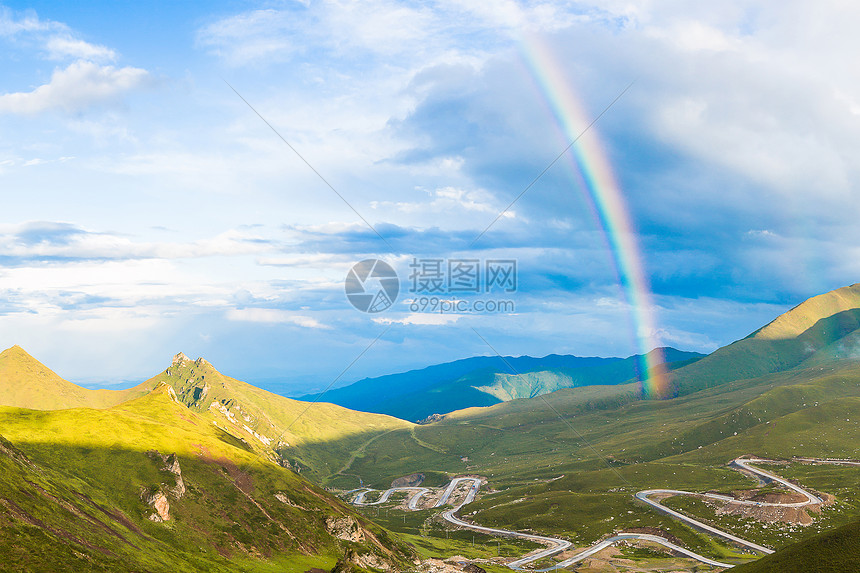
172 352 190 366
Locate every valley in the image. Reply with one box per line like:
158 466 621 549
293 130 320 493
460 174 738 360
344 456 859 570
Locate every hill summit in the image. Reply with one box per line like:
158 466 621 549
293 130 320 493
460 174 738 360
0 345 150 410
668 283 860 395
752 283 860 340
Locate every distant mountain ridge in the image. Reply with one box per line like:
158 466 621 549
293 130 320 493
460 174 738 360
302 347 705 421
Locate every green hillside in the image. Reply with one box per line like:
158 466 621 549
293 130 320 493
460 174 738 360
146 353 412 481
0 384 413 572
332 355 860 567
730 519 860 572
752 283 860 340
666 284 860 396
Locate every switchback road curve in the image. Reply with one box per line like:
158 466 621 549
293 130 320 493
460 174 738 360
349 457 857 570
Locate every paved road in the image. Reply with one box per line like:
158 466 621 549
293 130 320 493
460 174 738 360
436 478 573 569
349 457 858 570
352 486 432 510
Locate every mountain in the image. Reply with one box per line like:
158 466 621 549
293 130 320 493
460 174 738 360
0 383 413 572
731 518 860 572
0 347 411 483
666 283 860 396
301 347 704 422
146 353 412 481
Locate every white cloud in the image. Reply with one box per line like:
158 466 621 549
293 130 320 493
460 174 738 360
0 223 275 261
46 36 116 61
370 185 513 217
373 313 462 326
0 60 149 115
0 7 65 36
196 9 299 66
226 308 331 329
195 0 582 68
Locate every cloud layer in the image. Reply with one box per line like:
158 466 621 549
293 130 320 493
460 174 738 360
2 1 859 388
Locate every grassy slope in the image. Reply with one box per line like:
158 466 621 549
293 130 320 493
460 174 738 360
0 346 413 482
751 283 860 340
146 354 413 482
0 345 150 410
666 284 860 396
730 519 860 573
333 357 860 567
0 385 413 572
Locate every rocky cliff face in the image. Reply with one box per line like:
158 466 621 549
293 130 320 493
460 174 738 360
165 353 214 411
325 516 365 543
141 450 186 522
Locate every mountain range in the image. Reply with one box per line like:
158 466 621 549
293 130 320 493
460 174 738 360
301 347 704 422
4 283 860 571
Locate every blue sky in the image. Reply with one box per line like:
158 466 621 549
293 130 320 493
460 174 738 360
2 1 859 393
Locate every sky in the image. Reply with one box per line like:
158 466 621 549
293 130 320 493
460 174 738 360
2 1 860 394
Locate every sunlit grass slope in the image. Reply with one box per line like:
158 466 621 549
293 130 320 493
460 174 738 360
0 346 412 481
0 384 414 572
0 345 150 410
752 283 860 340
667 284 860 395
146 353 412 480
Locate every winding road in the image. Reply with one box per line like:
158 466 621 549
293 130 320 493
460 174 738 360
349 457 857 570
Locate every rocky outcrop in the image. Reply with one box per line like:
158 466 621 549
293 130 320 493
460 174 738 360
391 473 424 488
331 549 392 572
419 414 444 424
141 451 186 522
325 516 364 542
171 352 190 366
142 490 171 522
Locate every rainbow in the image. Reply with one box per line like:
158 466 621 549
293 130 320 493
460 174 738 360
519 35 668 398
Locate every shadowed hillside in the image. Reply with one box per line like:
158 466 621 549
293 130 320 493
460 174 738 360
731 519 860 572
0 384 414 572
